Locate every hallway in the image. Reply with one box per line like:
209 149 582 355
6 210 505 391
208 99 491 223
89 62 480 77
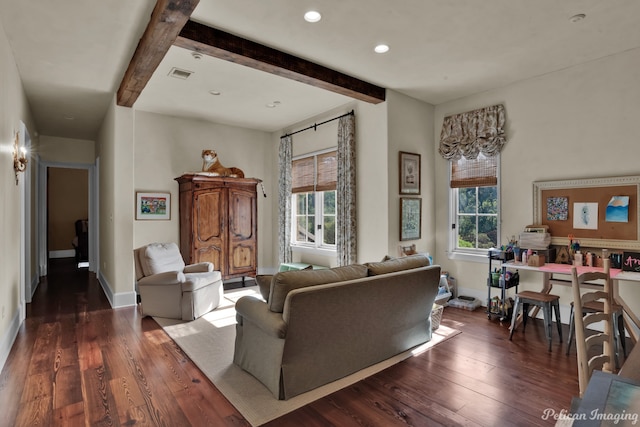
0 258 245 426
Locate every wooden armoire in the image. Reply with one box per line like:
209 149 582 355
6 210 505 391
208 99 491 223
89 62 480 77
175 174 259 281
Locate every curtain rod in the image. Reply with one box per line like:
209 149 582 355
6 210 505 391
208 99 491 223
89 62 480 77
280 110 354 139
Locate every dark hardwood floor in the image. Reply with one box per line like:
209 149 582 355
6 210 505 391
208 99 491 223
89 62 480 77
1 258 623 426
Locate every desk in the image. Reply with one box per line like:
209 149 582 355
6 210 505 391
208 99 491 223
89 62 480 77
502 262 640 343
562 370 640 426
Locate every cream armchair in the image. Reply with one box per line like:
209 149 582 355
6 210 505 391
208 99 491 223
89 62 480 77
134 242 224 320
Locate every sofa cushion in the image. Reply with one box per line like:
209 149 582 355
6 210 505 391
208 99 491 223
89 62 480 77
255 275 273 302
365 253 431 276
140 242 186 277
268 264 368 313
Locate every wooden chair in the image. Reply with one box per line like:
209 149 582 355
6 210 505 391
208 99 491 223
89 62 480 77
566 298 627 369
570 258 615 397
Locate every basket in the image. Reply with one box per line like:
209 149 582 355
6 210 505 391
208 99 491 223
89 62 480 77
431 304 444 330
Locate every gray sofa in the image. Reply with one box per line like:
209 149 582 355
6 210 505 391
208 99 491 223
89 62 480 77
233 254 441 400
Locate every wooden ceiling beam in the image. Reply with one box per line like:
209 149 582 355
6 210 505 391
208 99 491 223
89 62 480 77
117 0 200 107
174 20 386 104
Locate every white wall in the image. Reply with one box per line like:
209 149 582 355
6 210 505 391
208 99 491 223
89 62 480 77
95 97 136 307
133 111 274 271
386 90 435 258
0 19 37 371
434 47 640 321
269 91 436 268
38 136 95 163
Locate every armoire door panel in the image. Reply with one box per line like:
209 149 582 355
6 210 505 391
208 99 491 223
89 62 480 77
229 190 255 240
194 191 224 243
196 247 223 271
229 244 256 274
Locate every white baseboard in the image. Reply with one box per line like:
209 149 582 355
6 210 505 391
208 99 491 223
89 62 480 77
0 309 21 375
97 270 137 308
49 249 75 259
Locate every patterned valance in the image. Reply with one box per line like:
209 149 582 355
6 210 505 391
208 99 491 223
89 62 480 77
439 104 506 160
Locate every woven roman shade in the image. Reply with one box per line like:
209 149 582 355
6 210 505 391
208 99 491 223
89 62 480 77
316 151 337 191
292 150 337 193
450 154 497 188
292 157 315 193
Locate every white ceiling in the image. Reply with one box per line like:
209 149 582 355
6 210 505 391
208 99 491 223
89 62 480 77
2 0 640 140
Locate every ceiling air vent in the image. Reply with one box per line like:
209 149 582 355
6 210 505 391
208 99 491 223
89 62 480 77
168 67 193 79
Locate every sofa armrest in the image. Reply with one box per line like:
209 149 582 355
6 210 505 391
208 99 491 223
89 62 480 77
235 296 287 339
137 271 185 286
184 262 214 273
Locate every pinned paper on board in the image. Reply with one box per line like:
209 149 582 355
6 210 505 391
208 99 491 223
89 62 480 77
573 202 598 230
606 196 629 223
547 197 568 221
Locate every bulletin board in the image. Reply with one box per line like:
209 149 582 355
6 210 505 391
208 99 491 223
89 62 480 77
533 176 640 250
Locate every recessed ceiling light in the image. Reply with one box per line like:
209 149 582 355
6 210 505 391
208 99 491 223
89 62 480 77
209 90 221 96
266 101 281 108
374 44 389 54
191 51 203 60
63 114 75 120
304 11 321 23
569 13 586 23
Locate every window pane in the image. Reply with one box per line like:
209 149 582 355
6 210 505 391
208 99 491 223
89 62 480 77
323 191 335 214
478 216 498 248
296 194 306 213
308 194 315 215
307 215 315 242
458 188 477 214
324 216 335 245
478 186 497 214
296 217 307 241
457 215 477 248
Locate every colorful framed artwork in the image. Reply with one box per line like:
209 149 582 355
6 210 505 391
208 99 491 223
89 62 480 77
399 151 420 195
136 192 171 220
400 197 421 241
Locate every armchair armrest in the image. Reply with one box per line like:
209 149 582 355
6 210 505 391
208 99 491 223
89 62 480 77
137 271 186 286
235 296 287 339
184 262 214 273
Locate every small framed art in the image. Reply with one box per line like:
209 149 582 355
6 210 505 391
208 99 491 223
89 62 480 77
400 197 421 241
399 151 420 195
136 192 171 220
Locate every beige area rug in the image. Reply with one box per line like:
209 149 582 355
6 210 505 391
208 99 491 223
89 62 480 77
155 286 461 427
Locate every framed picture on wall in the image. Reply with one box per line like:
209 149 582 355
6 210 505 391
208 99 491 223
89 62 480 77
399 151 420 195
400 197 421 241
135 192 171 220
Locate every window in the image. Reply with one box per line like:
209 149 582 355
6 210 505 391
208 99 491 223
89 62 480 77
291 149 337 250
450 154 499 253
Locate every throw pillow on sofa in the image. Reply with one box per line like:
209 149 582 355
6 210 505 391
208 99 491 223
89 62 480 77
268 264 368 313
256 265 313 302
365 253 431 276
255 275 273 302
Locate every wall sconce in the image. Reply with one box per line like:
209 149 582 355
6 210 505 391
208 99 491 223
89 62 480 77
13 131 28 185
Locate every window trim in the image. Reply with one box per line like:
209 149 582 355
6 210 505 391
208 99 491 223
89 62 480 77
447 155 501 263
